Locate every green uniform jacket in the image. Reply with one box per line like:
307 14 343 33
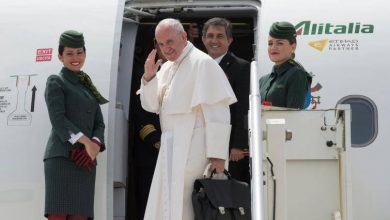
44 67 105 160
259 59 312 109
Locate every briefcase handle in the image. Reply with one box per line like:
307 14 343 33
202 163 232 179
209 169 232 179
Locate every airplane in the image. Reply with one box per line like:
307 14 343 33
0 0 388 219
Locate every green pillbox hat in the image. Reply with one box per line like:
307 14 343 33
59 30 85 48
269 21 297 40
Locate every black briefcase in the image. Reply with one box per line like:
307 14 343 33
192 170 251 220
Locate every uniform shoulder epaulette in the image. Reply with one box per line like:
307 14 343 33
139 124 157 140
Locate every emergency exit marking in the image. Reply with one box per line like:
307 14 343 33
36 48 53 62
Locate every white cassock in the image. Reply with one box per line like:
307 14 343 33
140 42 237 220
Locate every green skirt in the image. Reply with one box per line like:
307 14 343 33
44 157 96 219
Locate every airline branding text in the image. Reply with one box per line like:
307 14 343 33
296 21 374 35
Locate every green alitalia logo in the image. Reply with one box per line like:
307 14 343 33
296 21 374 35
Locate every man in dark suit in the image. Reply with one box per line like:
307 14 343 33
132 77 161 220
130 30 166 219
202 17 251 184
131 61 161 220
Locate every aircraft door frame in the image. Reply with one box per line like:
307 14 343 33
111 19 139 220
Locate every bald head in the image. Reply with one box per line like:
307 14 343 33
154 18 188 61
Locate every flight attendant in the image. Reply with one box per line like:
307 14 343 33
44 30 108 220
259 21 312 109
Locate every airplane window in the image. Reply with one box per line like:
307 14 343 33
338 95 378 147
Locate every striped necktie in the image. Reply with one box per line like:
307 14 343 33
77 71 109 104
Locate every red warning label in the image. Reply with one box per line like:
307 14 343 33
36 48 53 62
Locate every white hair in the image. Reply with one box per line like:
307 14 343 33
155 18 185 34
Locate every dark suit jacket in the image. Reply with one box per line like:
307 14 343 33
131 64 160 168
44 67 105 160
219 52 250 150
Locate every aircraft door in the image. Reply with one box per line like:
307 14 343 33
111 20 138 220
